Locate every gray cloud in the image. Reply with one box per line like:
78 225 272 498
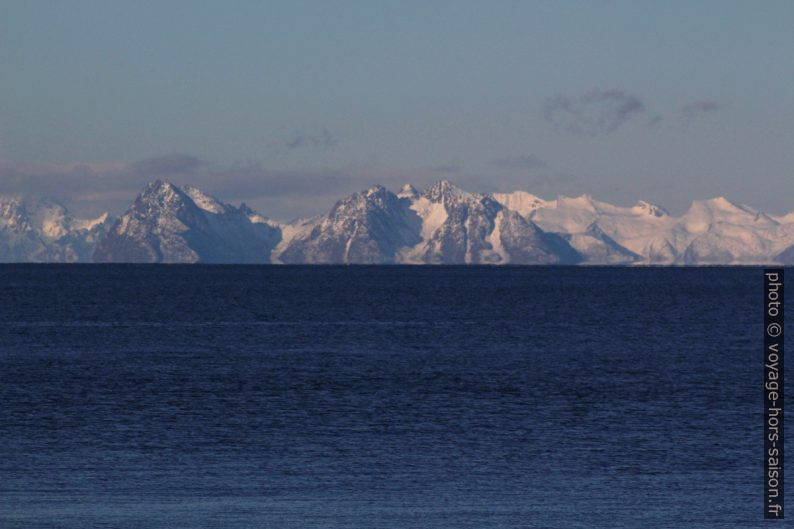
427 164 460 173
647 115 663 127
0 153 592 222
131 154 204 176
681 100 722 123
0 155 373 221
284 128 339 150
544 89 645 136
492 154 546 170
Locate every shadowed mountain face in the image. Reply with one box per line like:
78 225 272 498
92 181 280 263
277 186 422 264
4 179 793 264
397 180 579 264
277 180 580 264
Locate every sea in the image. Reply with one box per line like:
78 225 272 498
0 265 788 528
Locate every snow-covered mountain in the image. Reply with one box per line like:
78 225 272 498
275 185 421 264
493 191 794 264
277 180 579 264
4 179 792 264
93 180 281 263
0 195 109 262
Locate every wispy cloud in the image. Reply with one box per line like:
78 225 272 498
0 155 368 220
284 128 339 150
427 164 460 173
681 100 722 124
492 154 546 170
647 115 663 128
544 89 645 137
131 154 204 175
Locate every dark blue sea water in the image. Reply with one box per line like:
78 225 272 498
0 265 788 528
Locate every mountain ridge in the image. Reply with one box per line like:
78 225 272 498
2 180 792 264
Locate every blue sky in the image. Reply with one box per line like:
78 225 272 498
1 1 792 219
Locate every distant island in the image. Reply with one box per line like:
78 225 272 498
2 180 792 264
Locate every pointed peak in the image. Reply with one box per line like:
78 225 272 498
239 202 268 224
139 179 183 202
134 180 190 212
331 185 392 213
690 196 754 214
430 179 456 190
399 183 419 199
144 179 176 192
696 196 733 207
365 184 387 197
707 196 737 208
424 180 471 202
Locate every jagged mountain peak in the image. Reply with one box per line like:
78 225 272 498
398 184 419 199
239 202 279 226
423 180 474 203
279 185 420 264
132 179 194 213
366 184 387 194
94 182 280 263
329 185 396 216
141 179 179 197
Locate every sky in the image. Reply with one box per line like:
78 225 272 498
1 0 792 220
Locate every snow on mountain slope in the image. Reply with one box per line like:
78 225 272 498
394 180 578 264
491 191 549 217
493 190 794 264
0 195 109 262
496 194 658 264
6 179 790 264
277 185 422 264
93 181 280 263
269 216 318 263
677 198 793 264
273 180 579 264
182 185 226 214
774 211 794 225
562 223 642 264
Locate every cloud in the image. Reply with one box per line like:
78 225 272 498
427 164 460 173
131 154 204 176
544 89 645 136
681 100 722 123
492 154 546 170
0 155 373 220
199 164 359 200
647 115 663 127
284 128 339 150
0 153 580 222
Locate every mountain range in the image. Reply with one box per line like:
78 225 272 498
2 180 793 264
